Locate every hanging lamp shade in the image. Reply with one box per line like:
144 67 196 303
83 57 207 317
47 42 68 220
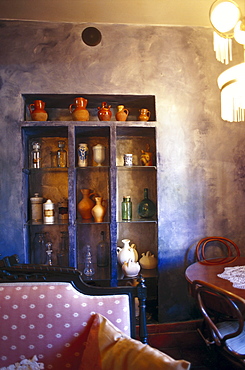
210 0 242 63
218 62 245 122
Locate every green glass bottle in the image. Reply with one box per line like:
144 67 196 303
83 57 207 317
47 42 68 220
122 196 132 220
138 188 156 218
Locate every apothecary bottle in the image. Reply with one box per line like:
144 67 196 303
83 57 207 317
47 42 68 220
122 196 132 221
57 140 67 167
97 231 109 267
57 231 69 266
138 188 156 218
31 142 41 168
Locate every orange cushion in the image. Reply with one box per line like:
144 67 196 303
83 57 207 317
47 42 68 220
80 313 191 370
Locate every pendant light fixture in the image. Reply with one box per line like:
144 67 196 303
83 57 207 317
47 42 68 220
210 0 245 122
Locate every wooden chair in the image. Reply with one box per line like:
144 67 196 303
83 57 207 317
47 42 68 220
195 237 240 265
193 280 245 369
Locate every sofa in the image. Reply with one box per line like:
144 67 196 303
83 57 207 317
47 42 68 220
0 263 190 370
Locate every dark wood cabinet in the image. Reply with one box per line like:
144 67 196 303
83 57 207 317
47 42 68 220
21 94 158 287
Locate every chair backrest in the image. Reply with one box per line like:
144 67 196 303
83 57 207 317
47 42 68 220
195 237 240 265
193 280 245 364
0 263 148 344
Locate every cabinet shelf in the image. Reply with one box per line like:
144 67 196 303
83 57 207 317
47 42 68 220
21 93 158 288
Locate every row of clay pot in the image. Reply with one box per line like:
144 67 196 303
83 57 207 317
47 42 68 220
77 189 106 223
28 97 151 122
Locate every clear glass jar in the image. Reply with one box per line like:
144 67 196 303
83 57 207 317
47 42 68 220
57 140 67 167
31 142 41 168
122 196 132 221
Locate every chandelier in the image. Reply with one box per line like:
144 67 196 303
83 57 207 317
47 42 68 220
210 0 245 122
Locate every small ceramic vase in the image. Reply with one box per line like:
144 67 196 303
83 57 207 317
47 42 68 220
122 259 141 277
77 189 95 219
115 105 129 121
138 108 150 121
69 97 89 121
139 251 158 269
93 144 105 166
91 196 106 222
29 100 48 121
98 102 112 121
117 239 138 265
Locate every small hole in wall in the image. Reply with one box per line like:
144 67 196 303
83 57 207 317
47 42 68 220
81 27 102 46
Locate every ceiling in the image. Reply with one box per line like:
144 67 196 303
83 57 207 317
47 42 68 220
1 0 244 27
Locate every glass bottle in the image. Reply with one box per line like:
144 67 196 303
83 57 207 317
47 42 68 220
83 244 95 276
32 232 47 264
122 196 132 221
138 188 156 218
57 231 69 266
46 241 53 266
97 231 109 267
57 140 67 167
31 142 41 168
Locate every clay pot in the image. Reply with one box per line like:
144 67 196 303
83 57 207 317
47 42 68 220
98 102 112 121
91 196 106 222
122 259 141 277
115 105 129 121
117 239 138 265
139 251 157 269
69 97 89 121
138 108 150 121
29 100 48 121
77 189 95 219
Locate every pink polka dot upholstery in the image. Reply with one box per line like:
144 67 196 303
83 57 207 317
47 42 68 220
0 282 131 369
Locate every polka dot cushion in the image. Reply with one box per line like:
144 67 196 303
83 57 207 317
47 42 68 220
0 282 131 369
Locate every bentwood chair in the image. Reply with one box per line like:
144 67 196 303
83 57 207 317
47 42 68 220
195 237 240 265
193 280 245 369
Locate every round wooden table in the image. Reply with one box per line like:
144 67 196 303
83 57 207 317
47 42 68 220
185 257 245 301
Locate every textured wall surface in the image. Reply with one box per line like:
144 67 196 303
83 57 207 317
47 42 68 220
0 20 245 322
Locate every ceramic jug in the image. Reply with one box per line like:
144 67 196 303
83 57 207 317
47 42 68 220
139 251 157 269
77 189 95 219
117 239 138 265
138 108 151 121
98 102 112 121
115 105 129 121
69 97 89 121
29 100 48 121
122 259 141 277
91 196 106 222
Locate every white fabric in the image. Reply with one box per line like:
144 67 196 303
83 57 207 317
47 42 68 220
218 266 245 289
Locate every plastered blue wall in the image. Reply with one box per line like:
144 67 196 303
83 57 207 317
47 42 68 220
0 20 245 322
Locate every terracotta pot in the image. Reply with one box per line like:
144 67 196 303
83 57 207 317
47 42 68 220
138 108 150 121
77 189 95 219
91 196 106 222
29 100 48 121
98 102 112 121
115 105 129 121
69 97 89 121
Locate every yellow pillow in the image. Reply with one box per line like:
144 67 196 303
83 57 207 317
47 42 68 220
79 313 190 370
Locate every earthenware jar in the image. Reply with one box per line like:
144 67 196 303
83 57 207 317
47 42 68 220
92 196 106 222
78 189 95 219
122 259 141 277
98 102 112 121
117 239 138 265
138 108 150 121
139 251 158 269
115 105 129 121
69 97 89 121
29 100 48 121
140 144 153 166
